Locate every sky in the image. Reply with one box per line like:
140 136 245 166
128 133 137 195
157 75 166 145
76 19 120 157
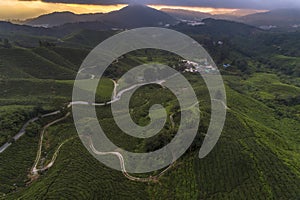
0 0 298 20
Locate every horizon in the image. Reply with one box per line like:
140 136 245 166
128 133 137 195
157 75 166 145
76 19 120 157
0 0 270 21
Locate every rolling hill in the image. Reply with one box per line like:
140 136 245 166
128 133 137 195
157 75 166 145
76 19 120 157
240 9 300 29
0 47 76 79
160 8 212 21
0 5 299 199
101 5 177 28
25 12 104 28
24 5 177 28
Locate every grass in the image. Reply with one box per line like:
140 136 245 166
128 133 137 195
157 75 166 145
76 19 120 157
62 30 118 49
243 73 300 101
0 48 76 80
51 47 90 68
3 84 299 199
0 105 34 146
1 71 298 199
32 47 77 71
0 42 299 199
0 78 73 109
0 133 39 195
4 137 148 200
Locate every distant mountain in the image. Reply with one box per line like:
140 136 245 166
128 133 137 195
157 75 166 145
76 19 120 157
161 8 263 22
174 18 262 38
241 9 300 29
0 17 262 48
99 5 177 28
25 11 104 28
0 20 112 38
0 5 177 47
161 8 212 21
25 5 177 28
0 21 52 36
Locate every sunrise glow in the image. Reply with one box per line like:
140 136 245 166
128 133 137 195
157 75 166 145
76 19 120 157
0 0 267 20
150 5 267 16
0 0 126 20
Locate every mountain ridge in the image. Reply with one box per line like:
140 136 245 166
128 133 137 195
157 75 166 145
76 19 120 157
24 5 177 28
240 8 300 29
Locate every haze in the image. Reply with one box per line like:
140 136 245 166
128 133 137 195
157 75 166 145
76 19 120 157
1 0 298 20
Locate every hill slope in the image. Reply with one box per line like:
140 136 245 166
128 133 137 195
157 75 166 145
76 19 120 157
0 48 76 79
161 8 212 21
25 12 104 28
1 73 299 199
241 9 300 29
24 5 177 28
101 5 177 28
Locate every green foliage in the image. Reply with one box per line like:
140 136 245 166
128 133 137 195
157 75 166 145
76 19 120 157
25 122 41 137
0 106 34 145
0 48 75 79
0 24 299 199
0 135 38 194
62 29 118 48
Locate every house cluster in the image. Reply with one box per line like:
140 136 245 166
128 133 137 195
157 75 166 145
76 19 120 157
259 25 277 30
182 59 218 74
180 19 205 26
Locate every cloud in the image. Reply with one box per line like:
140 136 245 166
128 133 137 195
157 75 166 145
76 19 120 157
19 0 300 9
19 0 130 4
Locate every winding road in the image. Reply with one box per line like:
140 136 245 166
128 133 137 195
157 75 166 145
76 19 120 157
31 77 177 181
31 112 71 175
88 110 178 183
2 76 228 183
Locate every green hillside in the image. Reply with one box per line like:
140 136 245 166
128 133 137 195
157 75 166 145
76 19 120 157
0 18 299 199
62 30 118 48
1 73 299 199
0 48 76 80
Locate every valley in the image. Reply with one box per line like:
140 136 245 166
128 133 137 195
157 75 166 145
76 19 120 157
0 4 299 200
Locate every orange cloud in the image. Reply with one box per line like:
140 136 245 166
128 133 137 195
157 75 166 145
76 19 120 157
150 5 266 16
0 0 126 20
0 0 265 20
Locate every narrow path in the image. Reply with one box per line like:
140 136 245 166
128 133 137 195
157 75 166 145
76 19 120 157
36 136 76 173
4 77 228 183
31 112 70 175
89 140 173 183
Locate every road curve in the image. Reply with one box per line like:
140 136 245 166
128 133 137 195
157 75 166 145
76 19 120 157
31 112 70 175
6 77 227 183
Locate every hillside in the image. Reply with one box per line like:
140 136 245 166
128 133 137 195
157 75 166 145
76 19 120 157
24 5 177 28
25 12 104 28
0 5 299 199
100 5 177 28
0 5 177 47
241 9 300 29
161 8 212 20
174 18 262 38
1 72 299 199
0 48 76 79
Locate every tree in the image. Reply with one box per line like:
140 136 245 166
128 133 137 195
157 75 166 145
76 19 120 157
26 123 40 137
